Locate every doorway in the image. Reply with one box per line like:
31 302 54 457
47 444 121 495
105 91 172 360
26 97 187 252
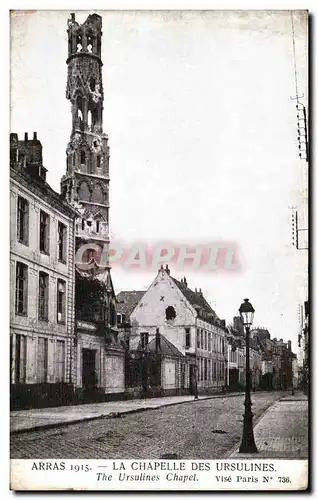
82 349 97 391
189 365 197 395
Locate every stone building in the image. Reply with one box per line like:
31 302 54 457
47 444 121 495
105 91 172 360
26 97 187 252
10 132 77 408
130 265 228 395
60 12 124 399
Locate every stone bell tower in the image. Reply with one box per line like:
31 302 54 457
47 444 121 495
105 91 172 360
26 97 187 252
61 12 111 278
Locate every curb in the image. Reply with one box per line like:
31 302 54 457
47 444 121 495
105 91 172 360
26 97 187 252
11 392 245 435
223 396 283 458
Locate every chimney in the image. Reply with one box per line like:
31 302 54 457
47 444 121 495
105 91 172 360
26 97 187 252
24 132 28 141
71 13 75 21
165 264 170 275
195 288 197 293
199 288 202 296
180 278 183 284
155 327 160 352
184 277 187 287
33 132 37 141
10 133 18 143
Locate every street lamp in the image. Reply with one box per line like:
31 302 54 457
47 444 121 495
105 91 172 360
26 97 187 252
238 298 258 454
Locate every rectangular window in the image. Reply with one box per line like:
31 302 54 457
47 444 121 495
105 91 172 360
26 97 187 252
208 359 211 381
185 328 191 348
140 332 149 350
213 361 216 380
200 329 204 349
39 210 50 254
204 331 207 350
200 358 203 381
15 334 27 383
37 337 48 383
17 196 29 245
204 358 207 381
57 279 66 323
197 328 200 348
56 340 65 382
38 271 49 320
15 262 28 315
208 332 211 352
58 222 67 262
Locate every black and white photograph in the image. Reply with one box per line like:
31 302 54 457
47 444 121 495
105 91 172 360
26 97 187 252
9 8 308 491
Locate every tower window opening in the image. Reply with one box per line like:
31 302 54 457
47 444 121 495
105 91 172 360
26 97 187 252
72 153 76 165
81 219 85 230
96 155 101 169
87 36 93 53
88 110 92 129
90 77 96 91
76 36 82 52
96 220 100 233
92 109 98 126
80 151 86 165
76 95 83 123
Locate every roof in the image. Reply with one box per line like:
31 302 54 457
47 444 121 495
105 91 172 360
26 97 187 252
145 334 184 358
116 291 146 316
10 165 77 219
171 276 225 327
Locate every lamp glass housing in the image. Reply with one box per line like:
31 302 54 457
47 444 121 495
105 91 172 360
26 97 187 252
239 298 255 327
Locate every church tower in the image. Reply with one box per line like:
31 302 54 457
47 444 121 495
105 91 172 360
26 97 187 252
61 13 111 277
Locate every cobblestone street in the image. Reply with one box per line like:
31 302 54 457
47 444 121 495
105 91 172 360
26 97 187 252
11 392 286 459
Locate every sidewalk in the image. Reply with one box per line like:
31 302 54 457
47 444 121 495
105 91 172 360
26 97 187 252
11 392 244 434
229 393 308 459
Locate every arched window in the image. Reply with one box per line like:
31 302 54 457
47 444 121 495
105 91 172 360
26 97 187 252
90 77 96 91
76 35 82 52
87 110 92 129
91 184 104 204
80 150 86 165
87 35 93 53
78 182 90 201
76 95 83 121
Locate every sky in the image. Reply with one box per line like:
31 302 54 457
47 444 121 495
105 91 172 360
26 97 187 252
10 9 308 351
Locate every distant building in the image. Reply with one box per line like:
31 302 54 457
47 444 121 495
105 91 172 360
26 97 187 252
10 132 77 408
116 290 146 348
130 265 228 395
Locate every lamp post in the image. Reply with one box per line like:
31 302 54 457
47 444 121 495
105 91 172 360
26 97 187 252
239 298 258 454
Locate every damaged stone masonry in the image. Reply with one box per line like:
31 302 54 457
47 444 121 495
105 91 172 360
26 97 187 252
10 13 296 410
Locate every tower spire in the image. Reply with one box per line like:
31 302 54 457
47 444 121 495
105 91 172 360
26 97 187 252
61 12 111 274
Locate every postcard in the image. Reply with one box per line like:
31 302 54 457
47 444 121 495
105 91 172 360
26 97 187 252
9 9 308 491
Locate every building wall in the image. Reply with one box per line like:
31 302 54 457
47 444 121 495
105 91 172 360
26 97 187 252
130 271 196 354
10 177 76 386
76 331 125 393
196 318 227 389
162 359 177 390
131 269 227 391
